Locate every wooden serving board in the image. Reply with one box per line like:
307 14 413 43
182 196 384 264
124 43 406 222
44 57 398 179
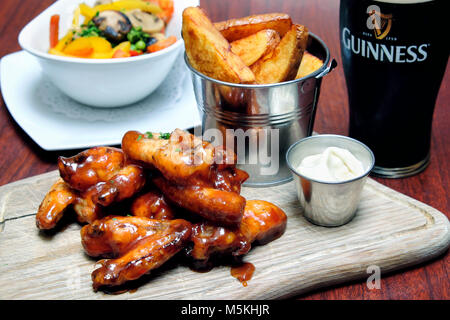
0 171 448 300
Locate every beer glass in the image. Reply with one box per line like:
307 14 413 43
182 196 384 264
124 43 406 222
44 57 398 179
340 0 448 178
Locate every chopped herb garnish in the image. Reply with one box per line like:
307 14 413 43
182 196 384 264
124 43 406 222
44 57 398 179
159 132 171 140
137 135 143 141
79 20 103 38
146 132 154 139
175 148 181 152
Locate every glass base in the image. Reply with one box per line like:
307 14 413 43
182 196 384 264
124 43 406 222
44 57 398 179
371 154 430 179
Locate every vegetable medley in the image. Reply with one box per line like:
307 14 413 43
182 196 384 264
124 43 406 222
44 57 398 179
49 0 176 59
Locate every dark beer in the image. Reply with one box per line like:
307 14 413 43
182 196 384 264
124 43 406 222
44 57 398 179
340 0 448 177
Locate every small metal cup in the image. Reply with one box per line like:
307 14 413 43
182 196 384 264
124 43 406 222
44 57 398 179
286 134 375 227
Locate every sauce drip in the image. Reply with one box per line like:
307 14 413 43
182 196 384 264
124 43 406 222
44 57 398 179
230 262 255 287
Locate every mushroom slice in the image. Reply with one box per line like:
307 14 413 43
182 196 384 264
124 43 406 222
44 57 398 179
125 9 165 34
150 32 166 41
93 10 132 42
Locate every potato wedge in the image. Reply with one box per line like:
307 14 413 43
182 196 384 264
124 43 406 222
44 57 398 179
251 24 309 84
295 51 324 79
230 29 280 67
182 7 255 84
215 13 292 42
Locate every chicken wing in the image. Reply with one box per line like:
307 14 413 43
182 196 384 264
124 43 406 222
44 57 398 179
130 190 175 220
70 164 146 224
89 217 192 290
153 176 246 227
58 147 126 192
188 200 287 264
36 179 76 230
55 146 147 225
81 216 176 257
122 129 237 186
121 131 170 169
151 129 217 184
189 223 251 262
240 200 287 245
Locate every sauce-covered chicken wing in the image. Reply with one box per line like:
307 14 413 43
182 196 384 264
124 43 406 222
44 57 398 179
240 200 287 245
72 164 146 224
36 179 76 230
189 223 251 262
58 147 125 192
81 216 177 257
121 131 170 169
56 147 147 225
188 200 287 264
153 176 246 227
122 129 237 186
38 147 146 229
85 217 192 290
151 129 222 184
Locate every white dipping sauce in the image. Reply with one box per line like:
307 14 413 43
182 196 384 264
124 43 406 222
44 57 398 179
297 147 364 182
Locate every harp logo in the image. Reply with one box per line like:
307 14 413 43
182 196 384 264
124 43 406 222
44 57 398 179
366 5 392 40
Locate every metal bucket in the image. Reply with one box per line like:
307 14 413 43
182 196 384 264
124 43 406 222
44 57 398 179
186 33 336 187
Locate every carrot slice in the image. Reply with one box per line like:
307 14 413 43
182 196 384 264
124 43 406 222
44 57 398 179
147 36 177 53
49 15 60 48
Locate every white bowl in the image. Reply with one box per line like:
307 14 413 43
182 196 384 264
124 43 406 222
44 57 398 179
18 0 199 108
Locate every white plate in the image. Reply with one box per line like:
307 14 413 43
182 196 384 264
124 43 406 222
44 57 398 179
0 51 201 150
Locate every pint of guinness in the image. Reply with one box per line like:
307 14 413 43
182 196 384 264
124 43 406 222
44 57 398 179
340 0 448 178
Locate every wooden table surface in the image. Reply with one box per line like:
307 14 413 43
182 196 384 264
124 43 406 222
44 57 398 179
0 0 448 300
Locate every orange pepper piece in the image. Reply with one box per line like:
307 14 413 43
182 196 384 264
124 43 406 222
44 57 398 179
145 0 174 24
147 36 177 53
112 49 131 58
63 38 94 57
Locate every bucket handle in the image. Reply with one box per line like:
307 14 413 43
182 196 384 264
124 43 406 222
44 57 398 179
315 58 337 79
